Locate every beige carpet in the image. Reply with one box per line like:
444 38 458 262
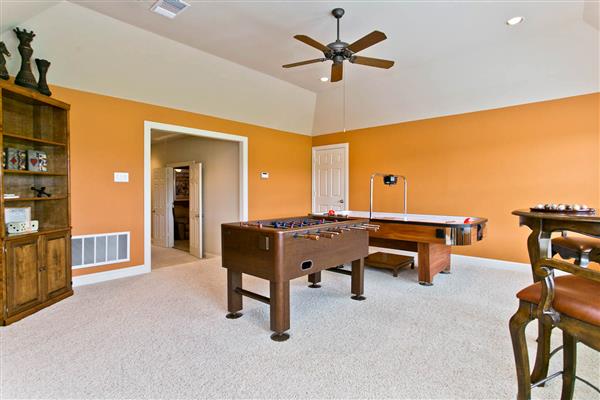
1 251 598 399
151 245 198 269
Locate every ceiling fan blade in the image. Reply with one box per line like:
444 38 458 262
347 30 387 53
331 62 343 82
282 58 326 68
294 35 330 53
350 56 394 69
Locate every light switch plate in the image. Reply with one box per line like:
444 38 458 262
114 172 129 183
260 172 269 179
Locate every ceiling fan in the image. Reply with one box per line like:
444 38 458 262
282 8 394 83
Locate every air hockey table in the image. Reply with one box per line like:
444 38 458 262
313 211 488 285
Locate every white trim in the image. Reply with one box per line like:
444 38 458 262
145 121 248 271
450 254 529 270
166 161 194 168
369 246 530 270
72 264 149 287
311 143 350 213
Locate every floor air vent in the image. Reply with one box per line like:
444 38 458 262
72 232 130 269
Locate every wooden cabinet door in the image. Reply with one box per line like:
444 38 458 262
42 231 71 300
5 236 43 316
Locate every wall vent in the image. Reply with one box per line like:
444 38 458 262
72 232 130 269
150 0 190 19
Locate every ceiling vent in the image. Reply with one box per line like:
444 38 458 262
150 0 190 19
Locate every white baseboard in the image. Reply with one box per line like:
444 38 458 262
72 264 150 287
369 246 530 270
451 254 529 270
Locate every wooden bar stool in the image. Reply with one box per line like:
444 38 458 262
552 234 600 266
509 258 600 399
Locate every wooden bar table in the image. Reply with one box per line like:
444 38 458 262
512 209 600 386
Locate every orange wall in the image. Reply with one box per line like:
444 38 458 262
312 94 600 263
50 86 312 276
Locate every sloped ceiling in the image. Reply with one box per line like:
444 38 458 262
0 1 316 135
2 1 598 135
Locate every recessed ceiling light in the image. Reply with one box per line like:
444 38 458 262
320 77 329 82
506 16 524 26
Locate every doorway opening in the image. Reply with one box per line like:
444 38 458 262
146 122 248 271
173 166 190 252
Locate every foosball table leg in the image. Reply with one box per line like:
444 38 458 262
270 280 290 341
351 258 366 301
308 272 322 288
226 270 243 319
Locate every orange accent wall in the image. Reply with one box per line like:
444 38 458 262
312 94 600 263
50 86 312 276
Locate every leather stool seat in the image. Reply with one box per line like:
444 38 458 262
517 275 600 327
552 236 600 253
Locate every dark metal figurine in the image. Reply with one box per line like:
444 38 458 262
13 28 37 89
30 186 51 198
0 42 10 80
35 59 51 96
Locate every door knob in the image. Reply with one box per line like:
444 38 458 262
339 199 344 203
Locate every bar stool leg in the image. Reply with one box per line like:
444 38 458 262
510 302 534 400
531 320 552 385
561 332 577 400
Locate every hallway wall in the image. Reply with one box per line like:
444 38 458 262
152 135 240 256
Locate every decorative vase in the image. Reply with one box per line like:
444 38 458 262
13 28 37 89
35 59 51 96
0 42 10 80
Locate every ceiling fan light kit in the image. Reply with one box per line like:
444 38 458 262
283 8 395 83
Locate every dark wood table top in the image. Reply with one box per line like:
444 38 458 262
512 209 600 223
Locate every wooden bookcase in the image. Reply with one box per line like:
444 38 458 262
0 80 72 325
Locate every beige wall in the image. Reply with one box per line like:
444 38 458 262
151 135 240 255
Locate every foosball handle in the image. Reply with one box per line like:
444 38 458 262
319 232 337 239
297 234 319 240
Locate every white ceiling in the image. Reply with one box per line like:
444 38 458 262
2 1 598 135
69 1 598 91
0 1 61 31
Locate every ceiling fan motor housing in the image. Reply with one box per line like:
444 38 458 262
332 8 345 19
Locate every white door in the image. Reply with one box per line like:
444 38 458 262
312 144 348 213
189 162 203 258
152 167 174 247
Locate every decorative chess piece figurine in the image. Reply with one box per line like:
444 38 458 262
0 42 10 80
35 59 51 96
30 186 51 198
13 28 37 89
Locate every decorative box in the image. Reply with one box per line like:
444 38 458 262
27 150 48 172
6 148 27 170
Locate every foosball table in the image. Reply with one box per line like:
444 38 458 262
221 216 376 341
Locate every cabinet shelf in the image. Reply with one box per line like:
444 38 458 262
2 132 67 147
5 227 70 240
4 196 68 202
2 170 67 176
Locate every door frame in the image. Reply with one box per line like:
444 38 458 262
144 121 248 270
311 143 349 213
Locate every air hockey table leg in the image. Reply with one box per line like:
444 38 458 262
308 271 321 288
417 243 451 286
351 258 366 301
